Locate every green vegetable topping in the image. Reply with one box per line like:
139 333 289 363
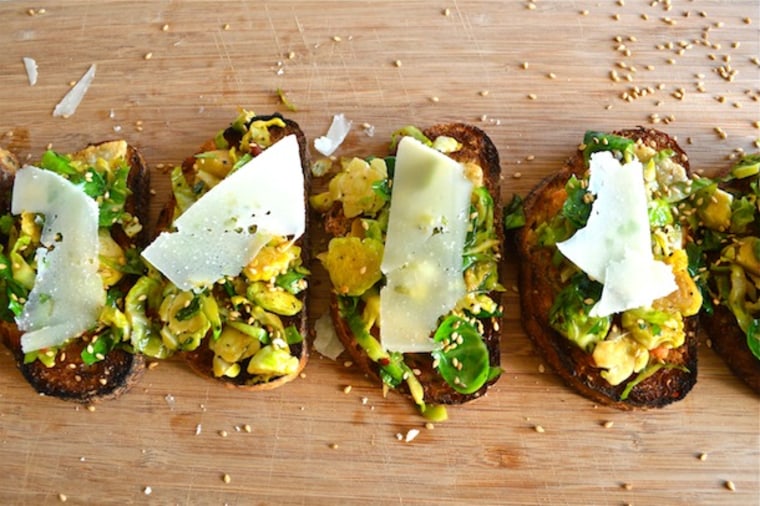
432 315 492 395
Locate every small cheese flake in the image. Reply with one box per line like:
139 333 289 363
405 429 421 442
53 64 96 118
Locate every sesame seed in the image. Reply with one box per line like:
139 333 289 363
162 24 169 31
724 480 736 492
343 385 352 394
58 493 68 502
743 17 752 25
219 430 228 438
144 486 152 495
394 59 402 67
580 9 589 16
534 425 545 433
430 96 439 103
442 8 450 16
602 420 614 428
223 23 230 30
329 443 339 450
547 72 556 79
538 364 545 373
698 452 708 461
144 52 153 60
521 61 529 69
479 90 489 97
622 483 633 491
222 473 231 484
527 93 537 100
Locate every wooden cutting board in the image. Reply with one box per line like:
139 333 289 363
0 1 758 504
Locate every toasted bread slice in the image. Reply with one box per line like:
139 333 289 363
0 141 150 403
316 123 503 407
149 112 310 390
697 155 760 395
516 127 698 409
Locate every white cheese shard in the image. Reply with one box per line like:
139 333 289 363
53 63 96 118
314 113 352 156
313 312 345 360
142 135 305 292
22 57 38 86
12 166 105 352
557 151 677 317
380 136 472 353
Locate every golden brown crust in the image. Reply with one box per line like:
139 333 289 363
173 114 310 390
0 141 150 403
516 127 698 409
702 306 760 395
327 123 504 405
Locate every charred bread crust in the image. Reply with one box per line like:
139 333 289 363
166 114 310 390
702 306 760 394
328 123 503 405
516 127 698 409
0 141 150 403
698 169 760 395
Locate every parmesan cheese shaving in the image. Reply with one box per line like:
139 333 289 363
314 113 352 156
380 137 472 353
142 135 305 291
22 57 38 86
53 63 96 118
557 151 677 317
12 166 105 352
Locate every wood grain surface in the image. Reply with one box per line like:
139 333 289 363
0 1 758 505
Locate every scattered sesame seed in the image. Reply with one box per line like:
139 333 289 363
144 52 153 60
223 23 231 30
58 493 68 502
144 486 152 496
394 59 402 67
332 35 342 42
534 425 545 433
538 364 545 373
698 452 708 461
612 13 620 21
162 24 169 31
521 61 529 70
724 480 736 492
405 429 421 442
222 473 231 484
86 405 96 412
329 443 339 450
430 96 440 103
527 93 537 100
580 9 589 16
743 17 752 25
442 8 450 16
218 430 228 438
622 483 633 491
479 90 489 97
343 385 352 394
603 420 615 428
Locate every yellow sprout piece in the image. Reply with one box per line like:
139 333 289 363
244 238 300 282
318 236 383 296
593 333 650 386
